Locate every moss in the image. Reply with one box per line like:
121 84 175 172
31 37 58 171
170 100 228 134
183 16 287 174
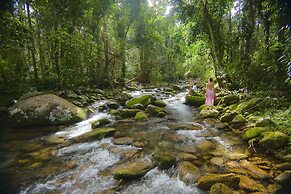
236 98 264 113
185 95 205 106
155 153 177 169
243 127 265 140
135 111 148 120
125 95 152 108
259 132 289 150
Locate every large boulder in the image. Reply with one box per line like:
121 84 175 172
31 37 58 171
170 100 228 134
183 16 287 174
185 95 205 106
112 159 153 180
125 95 152 108
197 173 240 190
9 94 86 127
258 132 289 150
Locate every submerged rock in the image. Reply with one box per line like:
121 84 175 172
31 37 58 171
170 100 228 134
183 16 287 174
113 137 133 145
112 159 153 180
9 94 86 127
178 161 201 184
154 152 177 169
197 173 240 190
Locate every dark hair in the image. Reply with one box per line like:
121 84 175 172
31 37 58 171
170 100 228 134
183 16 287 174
209 78 213 82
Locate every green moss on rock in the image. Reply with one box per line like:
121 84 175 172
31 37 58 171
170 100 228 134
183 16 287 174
258 132 289 150
125 95 152 108
243 127 265 140
185 95 205 106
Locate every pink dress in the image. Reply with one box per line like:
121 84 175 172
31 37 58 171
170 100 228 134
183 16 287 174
205 89 215 105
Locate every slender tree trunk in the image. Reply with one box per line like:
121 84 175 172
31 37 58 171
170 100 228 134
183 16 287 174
53 8 61 89
103 21 110 82
26 0 38 83
35 8 45 78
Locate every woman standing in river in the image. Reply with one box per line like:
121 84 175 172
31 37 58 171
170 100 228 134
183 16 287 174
205 78 215 106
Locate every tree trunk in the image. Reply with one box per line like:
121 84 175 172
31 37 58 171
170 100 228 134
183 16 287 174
53 8 61 89
103 21 110 81
26 0 38 84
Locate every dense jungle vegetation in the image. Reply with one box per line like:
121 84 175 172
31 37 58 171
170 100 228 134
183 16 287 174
0 0 290 97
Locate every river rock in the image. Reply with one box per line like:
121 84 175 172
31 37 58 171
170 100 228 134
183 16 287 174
112 159 153 180
135 111 148 121
132 103 145 110
210 183 239 194
276 162 291 170
196 140 216 152
178 161 201 184
242 127 265 140
282 154 291 162
210 157 224 167
177 153 198 161
258 132 289 150
116 92 133 105
106 101 120 109
91 118 111 129
196 173 240 190
239 160 270 179
154 152 177 169
118 109 140 119
236 98 264 113
222 94 240 105
171 123 203 131
200 108 220 118
151 99 166 107
125 95 152 108
274 170 291 184
255 117 275 127
74 128 116 142
113 137 133 145
220 111 238 123
229 114 247 128
8 94 86 127
146 104 166 117
237 175 267 192
184 95 205 106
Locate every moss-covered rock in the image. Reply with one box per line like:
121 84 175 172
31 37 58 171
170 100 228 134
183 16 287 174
113 159 153 180
125 95 152 108
118 109 140 119
75 128 116 142
178 161 201 184
197 173 240 190
200 108 220 118
220 111 238 123
116 92 133 105
135 111 148 121
146 104 166 117
9 94 86 127
239 160 270 179
185 95 205 106
229 114 247 128
258 132 289 150
91 117 111 129
210 183 239 194
255 117 275 127
222 95 240 106
236 98 264 113
106 101 120 109
237 175 267 192
154 152 177 169
243 127 265 140
152 99 166 107
113 137 133 145
132 103 145 110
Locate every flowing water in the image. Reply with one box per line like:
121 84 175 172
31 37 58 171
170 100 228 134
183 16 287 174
0 89 286 193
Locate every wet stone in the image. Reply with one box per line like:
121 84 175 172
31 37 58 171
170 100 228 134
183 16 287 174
113 137 134 145
210 157 224 167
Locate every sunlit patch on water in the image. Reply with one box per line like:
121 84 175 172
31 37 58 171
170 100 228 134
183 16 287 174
121 167 203 194
55 112 113 139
